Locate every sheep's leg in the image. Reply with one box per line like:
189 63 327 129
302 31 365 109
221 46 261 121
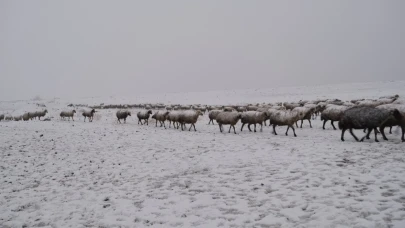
228 125 232 133
360 128 372 141
285 126 289 136
401 126 405 142
380 126 388 140
241 123 245 131
247 124 252 132
323 120 327 130
341 128 347 141
163 121 166 129
363 128 367 133
219 124 222 132
264 120 267 126
300 120 303 128
188 124 193 131
331 121 336 130
193 123 196 131
296 121 298 128
273 125 277 135
374 128 379 142
308 119 312 128
260 123 263 132
389 126 392 134
72 117 74 121
254 124 257 132
349 128 359 142
118 118 121 124
84 117 86 122
291 125 297 137
233 125 236 134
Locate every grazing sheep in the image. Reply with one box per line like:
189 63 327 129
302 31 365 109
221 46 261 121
293 107 315 128
178 110 203 131
320 105 350 130
60 110 76 121
339 106 402 142
0 114 4 121
82 109 96 122
208 110 222 125
167 111 181 129
116 110 131 123
152 111 169 128
13 115 22 121
240 111 268 132
4 115 13 121
216 112 242 134
376 104 405 142
34 110 48 120
270 109 305 137
137 110 152 125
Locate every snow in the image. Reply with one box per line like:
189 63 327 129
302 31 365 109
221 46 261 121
1 81 405 228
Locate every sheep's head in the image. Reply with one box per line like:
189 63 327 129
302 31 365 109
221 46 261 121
164 111 170 117
91 109 96 114
127 111 131 116
237 113 242 119
44 109 48 113
147 110 152 115
73 110 76 113
151 113 156 119
197 110 203 116
391 109 402 121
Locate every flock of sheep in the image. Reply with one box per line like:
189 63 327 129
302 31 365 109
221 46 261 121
1 95 404 142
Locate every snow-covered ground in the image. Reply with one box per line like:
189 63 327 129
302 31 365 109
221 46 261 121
1 81 405 228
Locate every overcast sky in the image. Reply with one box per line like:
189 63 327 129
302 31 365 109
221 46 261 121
1 0 404 101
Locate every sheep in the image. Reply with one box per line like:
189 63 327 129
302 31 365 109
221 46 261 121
269 109 305 137
116 110 131 123
152 111 169 128
4 115 13 121
0 114 4 121
34 109 48 120
60 110 76 121
293 107 315 128
339 106 402 142
22 112 30 121
178 110 203 131
236 106 247 112
246 106 259 111
240 111 268 132
283 102 301 110
82 109 96 122
376 104 405 142
137 110 152 125
215 112 242 134
223 106 235 112
208 110 222 125
167 111 181 129
13 115 22 121
320 105 350 130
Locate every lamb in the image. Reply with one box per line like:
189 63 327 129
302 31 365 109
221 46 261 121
208 110 222 125
269 109 305 137
60 110 76 121
240 111 268 132
376 104 405 142
116 110 131 123
137 110 152 125
0 114 4 121
82 109 96 122
178 110 203 131
34 109 48 120
152 111 169 128
339 106 402 142
320 105 350 130
293 107 315 128
215 112 242 134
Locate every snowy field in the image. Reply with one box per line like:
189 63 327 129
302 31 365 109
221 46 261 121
1 81 405 228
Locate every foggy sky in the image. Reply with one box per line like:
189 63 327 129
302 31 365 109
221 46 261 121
1 0 404 101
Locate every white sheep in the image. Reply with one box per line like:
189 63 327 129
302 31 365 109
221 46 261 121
376 103 405 141
320 105 350 130
293 106 315 128
137 110 152 125
240 111 268 132
208 110 222 125
215 112 242 134
178 110 203 131
33 109 48 120
82 109 96 122
13 115 23 121
167 111 181 129
60 110 76 121
0 114 4 121
116 110 131 123
152 111 170 128
269 109 305 137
